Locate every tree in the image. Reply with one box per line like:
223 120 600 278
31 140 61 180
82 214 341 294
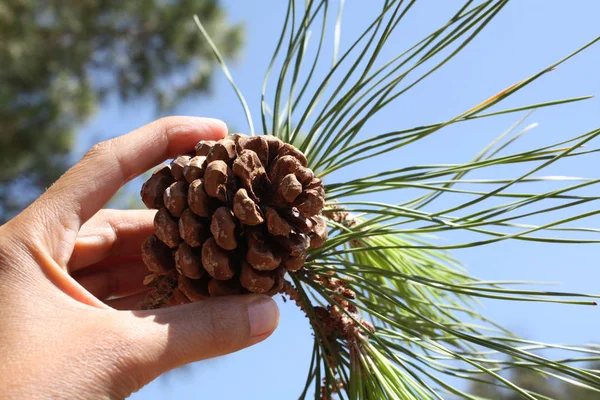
0 0 242 222
468 361 600 399
559 361 600 400
468 366 561 399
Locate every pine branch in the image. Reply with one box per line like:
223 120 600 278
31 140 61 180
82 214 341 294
196 0 600 398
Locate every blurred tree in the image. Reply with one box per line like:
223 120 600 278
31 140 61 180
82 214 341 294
468 361 600 399
0 0 243 222
561 361 600 399
469 376 505 399
506 368 561 400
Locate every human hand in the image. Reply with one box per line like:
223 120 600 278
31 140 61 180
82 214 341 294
0 117 280 399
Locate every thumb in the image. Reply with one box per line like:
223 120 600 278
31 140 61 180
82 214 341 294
117 295 279 384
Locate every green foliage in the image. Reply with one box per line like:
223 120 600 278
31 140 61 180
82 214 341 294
198 0 600 398
0 0 242 222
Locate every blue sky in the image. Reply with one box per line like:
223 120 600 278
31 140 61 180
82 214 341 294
77 1 600 398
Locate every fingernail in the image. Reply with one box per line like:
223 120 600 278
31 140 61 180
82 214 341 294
248 296 279 338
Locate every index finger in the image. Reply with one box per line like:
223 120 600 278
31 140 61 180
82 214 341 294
25 116 227 267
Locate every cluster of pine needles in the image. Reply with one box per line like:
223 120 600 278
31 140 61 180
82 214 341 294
194 0 600 398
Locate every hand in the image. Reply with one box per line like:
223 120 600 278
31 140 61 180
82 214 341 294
0 117 280 399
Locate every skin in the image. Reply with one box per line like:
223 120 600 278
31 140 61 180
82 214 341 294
0 117 280 399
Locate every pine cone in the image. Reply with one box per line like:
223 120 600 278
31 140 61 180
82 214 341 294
140 134 327 303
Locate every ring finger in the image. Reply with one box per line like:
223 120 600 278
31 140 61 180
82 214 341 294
72 256 150 301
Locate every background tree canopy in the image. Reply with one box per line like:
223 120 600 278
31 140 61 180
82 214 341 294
0 0 242 222
468 360 600 399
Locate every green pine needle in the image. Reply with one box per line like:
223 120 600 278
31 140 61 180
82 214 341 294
195 0 600 398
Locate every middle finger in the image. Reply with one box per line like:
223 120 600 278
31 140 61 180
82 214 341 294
69 209 155 272
72 256 150 300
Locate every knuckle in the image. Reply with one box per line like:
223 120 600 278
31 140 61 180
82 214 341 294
153 117 177 147
87 140 113 157
154 116 199 141
205 301 247 355
83 139 133 182
83 140 114 165
151 117 175 138
94 208 112 219
0 227 36 278
155 116 176 126
0 236 13 276
156 116 187 130
207 304 233 354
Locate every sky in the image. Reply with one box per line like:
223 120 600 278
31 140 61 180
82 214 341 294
75 1 600 398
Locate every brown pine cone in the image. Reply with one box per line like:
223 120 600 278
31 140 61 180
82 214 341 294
140 134 328 303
